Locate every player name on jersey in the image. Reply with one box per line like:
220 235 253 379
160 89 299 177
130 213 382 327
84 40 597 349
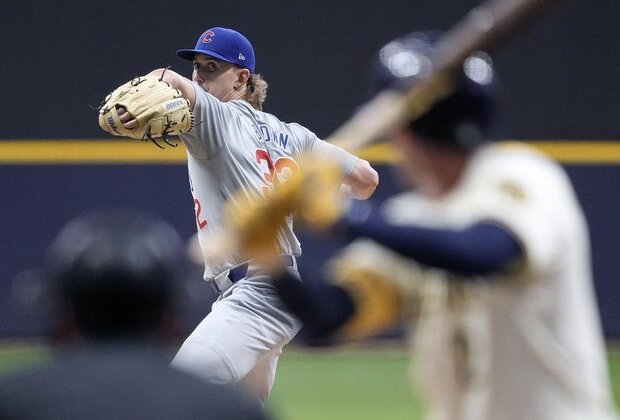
258 123 289 149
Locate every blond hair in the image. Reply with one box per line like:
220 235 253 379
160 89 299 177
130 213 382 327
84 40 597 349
243 73 268 111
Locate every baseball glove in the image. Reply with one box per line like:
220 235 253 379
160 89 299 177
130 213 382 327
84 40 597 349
98 73 194 147
324 240 412 341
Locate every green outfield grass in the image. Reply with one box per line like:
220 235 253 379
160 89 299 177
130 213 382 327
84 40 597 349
268 345 426 420
269 345 620 420
1 343 619 420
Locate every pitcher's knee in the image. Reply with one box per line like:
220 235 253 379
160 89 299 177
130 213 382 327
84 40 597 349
171 342 240 385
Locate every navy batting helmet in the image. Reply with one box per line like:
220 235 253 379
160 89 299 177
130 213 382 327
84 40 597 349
372 31 498 150
45 209 183 339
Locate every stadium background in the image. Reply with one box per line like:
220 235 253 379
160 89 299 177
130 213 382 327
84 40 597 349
1 0 619 343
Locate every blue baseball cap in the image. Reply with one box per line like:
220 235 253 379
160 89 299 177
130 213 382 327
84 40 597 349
177 27 256 72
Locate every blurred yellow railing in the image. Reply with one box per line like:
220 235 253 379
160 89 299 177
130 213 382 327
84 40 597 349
0 139 619 165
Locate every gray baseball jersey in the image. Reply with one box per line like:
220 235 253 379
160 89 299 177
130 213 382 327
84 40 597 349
180 82 358 279
172 83 358 401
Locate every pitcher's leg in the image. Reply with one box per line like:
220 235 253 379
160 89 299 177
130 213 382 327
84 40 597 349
241 347 284 402
171 279 301 401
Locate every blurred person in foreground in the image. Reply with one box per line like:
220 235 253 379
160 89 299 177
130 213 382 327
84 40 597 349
253 31 617 420
0 209 268 420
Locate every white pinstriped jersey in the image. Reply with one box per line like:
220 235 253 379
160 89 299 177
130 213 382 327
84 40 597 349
180 83 357 279
381 142 617 420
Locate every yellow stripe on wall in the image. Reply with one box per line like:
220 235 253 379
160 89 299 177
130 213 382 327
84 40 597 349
0 140 187 164
356 141 620 164
525 142 620 164
1 139 620 165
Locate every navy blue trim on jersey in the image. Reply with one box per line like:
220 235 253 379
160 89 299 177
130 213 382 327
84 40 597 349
340 203 522 277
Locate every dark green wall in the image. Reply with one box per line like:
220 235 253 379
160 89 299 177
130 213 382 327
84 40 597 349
2 0 618 139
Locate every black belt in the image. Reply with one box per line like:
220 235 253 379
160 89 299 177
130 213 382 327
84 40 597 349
213 255 296 293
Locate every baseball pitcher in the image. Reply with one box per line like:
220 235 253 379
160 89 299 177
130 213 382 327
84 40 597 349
97 26 379 402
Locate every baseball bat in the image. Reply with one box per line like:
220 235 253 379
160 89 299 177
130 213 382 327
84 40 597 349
328 0 561 152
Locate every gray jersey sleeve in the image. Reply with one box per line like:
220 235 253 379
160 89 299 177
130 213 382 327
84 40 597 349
289 123 358 175
180 83 239 159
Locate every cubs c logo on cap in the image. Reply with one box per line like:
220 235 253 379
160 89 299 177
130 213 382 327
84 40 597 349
177 27 256 72
202 30 215 44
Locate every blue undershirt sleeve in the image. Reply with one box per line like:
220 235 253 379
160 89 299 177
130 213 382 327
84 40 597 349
340 203 523 277
273 270 355 345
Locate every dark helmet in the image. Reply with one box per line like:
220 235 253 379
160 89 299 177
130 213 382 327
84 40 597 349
45 209 183 339
371 31 498 150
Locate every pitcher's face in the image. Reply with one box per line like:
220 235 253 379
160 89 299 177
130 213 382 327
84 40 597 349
192 54 244 102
